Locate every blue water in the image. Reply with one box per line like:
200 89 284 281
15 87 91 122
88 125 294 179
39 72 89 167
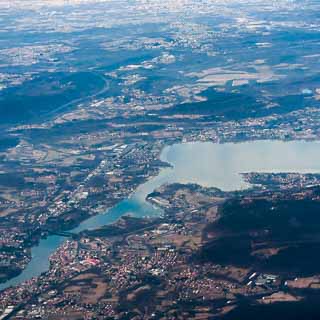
2 139 320 291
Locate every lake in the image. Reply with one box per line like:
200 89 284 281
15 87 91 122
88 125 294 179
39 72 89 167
2 139 320 291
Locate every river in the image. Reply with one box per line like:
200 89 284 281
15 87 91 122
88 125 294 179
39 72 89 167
2 139 320 291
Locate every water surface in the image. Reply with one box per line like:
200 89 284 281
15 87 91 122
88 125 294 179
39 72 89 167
2 140 320 290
